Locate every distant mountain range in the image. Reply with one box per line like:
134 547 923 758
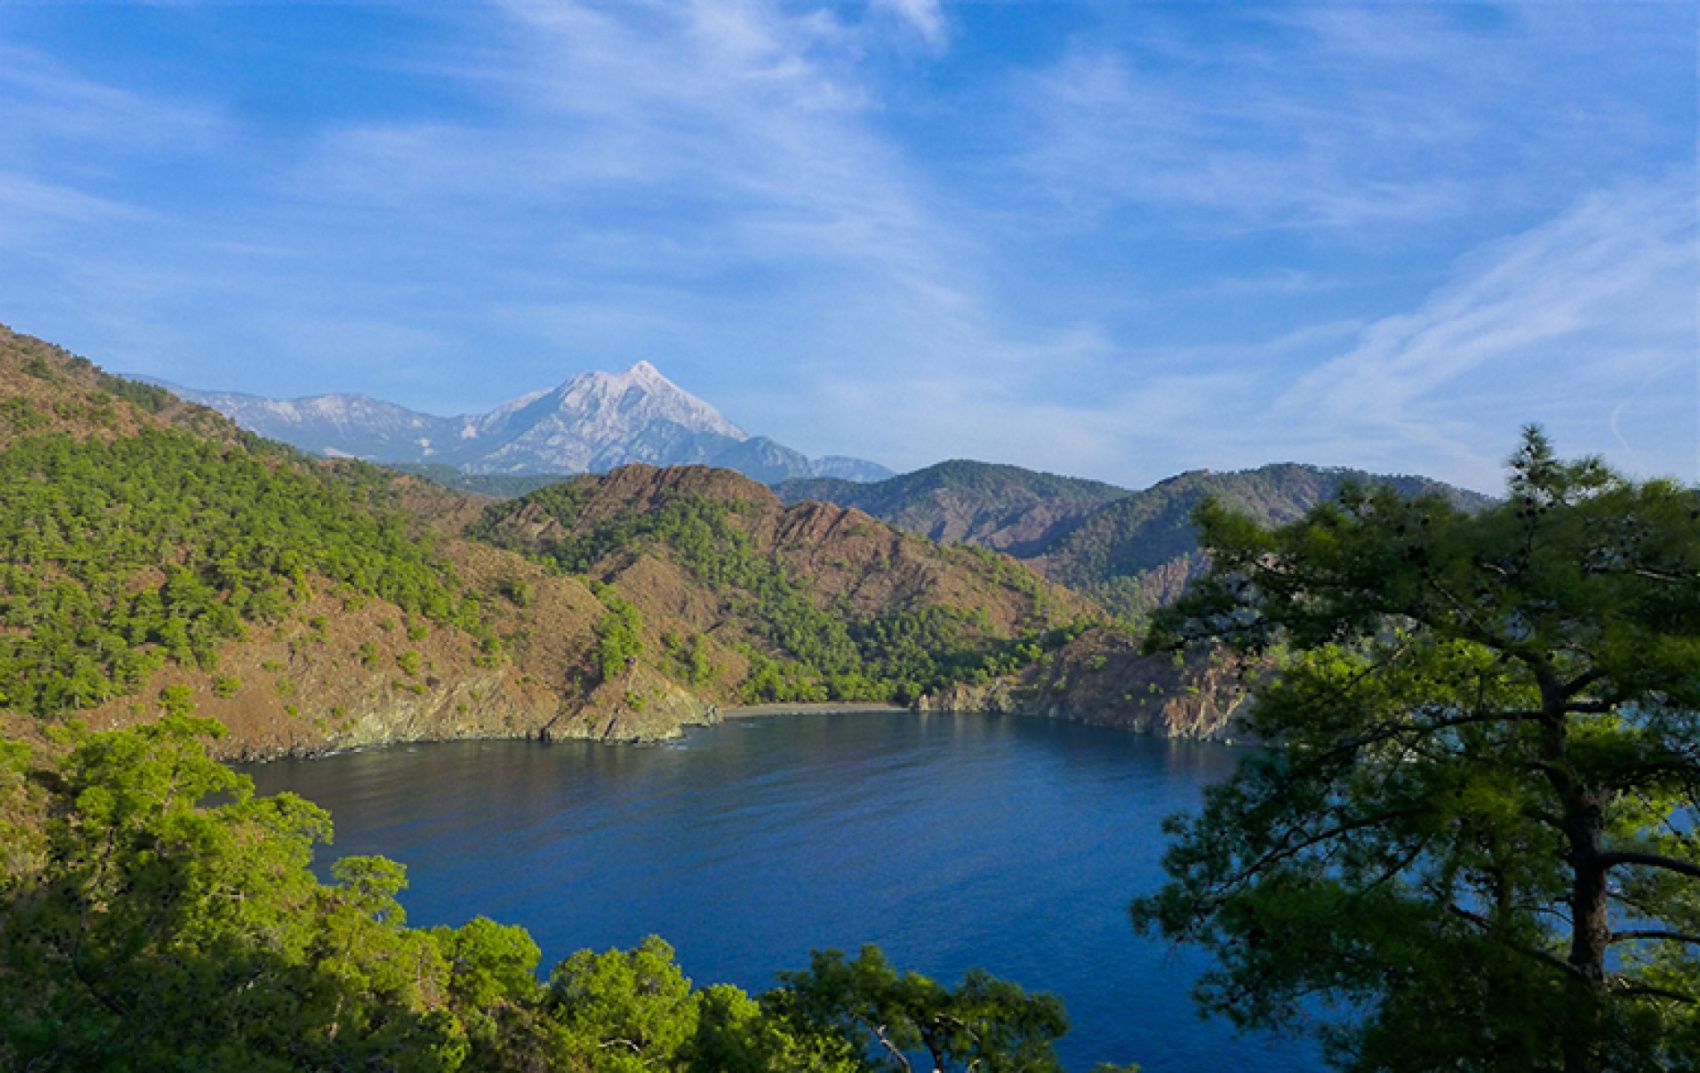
133 362 892 485
123 354 1491 625
778 460 1493 619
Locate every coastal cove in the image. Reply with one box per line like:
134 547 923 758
243 709 1320 1072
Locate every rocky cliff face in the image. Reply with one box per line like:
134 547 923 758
538 664 720 745
917 627 1257 741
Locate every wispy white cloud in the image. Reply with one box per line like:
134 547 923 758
0 42 225 155
782 179 1697 491
1272 177 1698 485
1165 269 1342 302
871 0 947 48
1009 3 1688 236
1014 39 1471 232
0 42 216 246
270 0 1035 412
0 171 151 240
291 0 968 294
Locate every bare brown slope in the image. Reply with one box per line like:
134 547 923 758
1 323 240 445
4 327 1090 753
477 462 1096 634
76 537 719 758
1 323 1252 751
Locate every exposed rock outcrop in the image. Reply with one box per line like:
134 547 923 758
539 664 720 744
0 323 1259 762
917 627 1258 741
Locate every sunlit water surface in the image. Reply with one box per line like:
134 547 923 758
244 711 1320 1072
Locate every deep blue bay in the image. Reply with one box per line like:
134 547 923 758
243 711 1320 1072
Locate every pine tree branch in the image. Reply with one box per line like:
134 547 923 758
1597 850 1700 879
1608 930 1700 947
1443 905 1585 981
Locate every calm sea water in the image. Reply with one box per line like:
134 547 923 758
243 711 1320 1072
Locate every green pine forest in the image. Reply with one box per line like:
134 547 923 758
0 428 498 717
468 479 1088 705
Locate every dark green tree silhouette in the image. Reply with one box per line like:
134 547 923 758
1133 429 1700 1072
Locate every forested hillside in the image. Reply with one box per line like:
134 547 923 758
0 322 1473 752
0 324 595 756
468 464 1097 705
0 325 1106 755
1038 463 1492 617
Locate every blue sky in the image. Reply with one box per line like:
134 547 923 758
0 1 1693 492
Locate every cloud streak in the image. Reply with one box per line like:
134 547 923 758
1009 3 1689 236
1274 177 1697 484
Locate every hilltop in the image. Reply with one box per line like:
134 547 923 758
776 460 1130 556
0 324 590 756
468 463 1097 705
2 322 1487 753
1036 463 1492 616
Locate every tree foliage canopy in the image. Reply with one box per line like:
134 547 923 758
777 945 1110 1073
0 429 493 717
1133 429 1700 1072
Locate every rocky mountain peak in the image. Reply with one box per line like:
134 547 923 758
542 362 746 444
127 359 891 486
